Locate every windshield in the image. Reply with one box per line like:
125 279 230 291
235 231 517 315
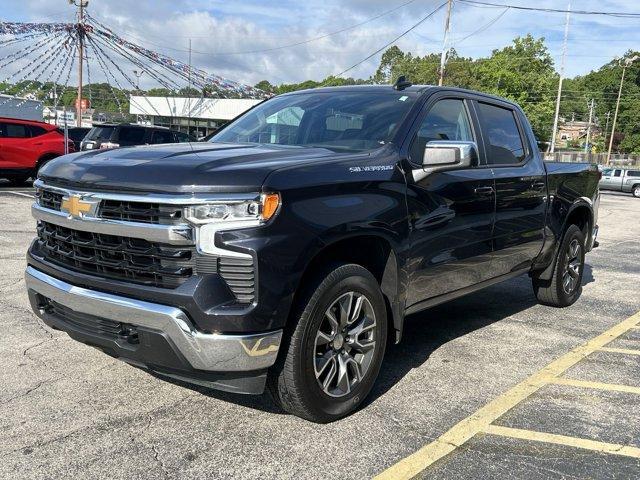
85 126 117 141
211 91 418 152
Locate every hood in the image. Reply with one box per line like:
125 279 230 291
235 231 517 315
39 142 344 193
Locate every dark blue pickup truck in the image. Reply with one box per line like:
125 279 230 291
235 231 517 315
25 83 599 422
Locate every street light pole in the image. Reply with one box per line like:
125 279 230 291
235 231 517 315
71 0 89 127
550 1 571 154
607 56 639 165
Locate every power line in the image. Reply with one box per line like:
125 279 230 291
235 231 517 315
333 1 448 78
458 0 640 18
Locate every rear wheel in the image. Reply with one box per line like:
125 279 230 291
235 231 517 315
532 224 585 307
633 185 640 198
268 263 387 423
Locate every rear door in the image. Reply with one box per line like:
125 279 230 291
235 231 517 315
405 94 496 307
474 100 546 274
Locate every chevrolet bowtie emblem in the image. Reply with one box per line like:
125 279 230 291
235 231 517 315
61 195 94 218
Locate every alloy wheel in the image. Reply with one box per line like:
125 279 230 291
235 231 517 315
562 238 582 294
313 291 377 398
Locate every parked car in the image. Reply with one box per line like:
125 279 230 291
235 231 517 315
64 127 91 152
80 124 195 150
0 117 74 185
26 84 600 423
599 167 640 197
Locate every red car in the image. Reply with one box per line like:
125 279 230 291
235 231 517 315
0 117 75 185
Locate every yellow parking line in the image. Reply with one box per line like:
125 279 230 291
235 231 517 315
485 425 640 458
599 346 640 356
374 310 640 480
549 377 640 395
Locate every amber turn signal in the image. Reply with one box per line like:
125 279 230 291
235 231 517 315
261 193 280 221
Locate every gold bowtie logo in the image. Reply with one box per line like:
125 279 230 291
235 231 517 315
61 195 93 217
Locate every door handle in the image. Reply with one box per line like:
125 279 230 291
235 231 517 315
474 186 494 196
531 181 546 191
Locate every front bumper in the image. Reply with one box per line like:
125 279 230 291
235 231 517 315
25 266 282 394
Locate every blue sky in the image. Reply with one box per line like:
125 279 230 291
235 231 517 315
1 0 638 87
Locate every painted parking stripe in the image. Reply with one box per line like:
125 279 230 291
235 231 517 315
549 377 640 396
485 425 640 459
2 191 35 198
599 346 640 356
374 310 640 480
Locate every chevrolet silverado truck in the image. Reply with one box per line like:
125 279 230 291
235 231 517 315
25 83 600 423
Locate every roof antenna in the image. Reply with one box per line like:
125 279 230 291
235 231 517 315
393 75 412 91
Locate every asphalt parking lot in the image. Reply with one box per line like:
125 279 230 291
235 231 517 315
1 182 639 479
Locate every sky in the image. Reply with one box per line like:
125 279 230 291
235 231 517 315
1 0 639 89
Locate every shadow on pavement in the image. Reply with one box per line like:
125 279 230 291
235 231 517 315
135 266 597 418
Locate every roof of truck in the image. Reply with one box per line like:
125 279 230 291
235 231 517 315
283 84 522 110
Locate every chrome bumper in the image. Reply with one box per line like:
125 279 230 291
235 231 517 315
25 266 282 372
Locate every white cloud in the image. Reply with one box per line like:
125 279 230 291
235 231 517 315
1 0 638 87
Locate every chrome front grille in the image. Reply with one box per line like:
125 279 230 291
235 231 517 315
32 182 257 304
99 200 183 225
35 221 194 288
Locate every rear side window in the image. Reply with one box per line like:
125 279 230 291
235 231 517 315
117 127 146 144
151 129 174 144
478 103 526 165
628 170 640 177
86 126 116 141
174 132 193 143
30 126 47 137
614 170 622 177
2 123 31 138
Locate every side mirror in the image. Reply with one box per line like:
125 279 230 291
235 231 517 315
414 140 478 181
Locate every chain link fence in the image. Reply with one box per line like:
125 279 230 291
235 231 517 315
543 152 640 167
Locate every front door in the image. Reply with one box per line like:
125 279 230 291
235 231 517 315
404 96 495 308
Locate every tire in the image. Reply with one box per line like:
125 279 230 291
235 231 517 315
5 175 31 186
633 185 640 198
268 263 387 423
532 224 586 307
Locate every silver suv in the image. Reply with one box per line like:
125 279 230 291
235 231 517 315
600 168 640 198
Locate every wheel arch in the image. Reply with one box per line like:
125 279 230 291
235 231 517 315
536 201 593 282
291 233 404 344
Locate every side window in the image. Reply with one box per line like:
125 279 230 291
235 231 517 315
410 98 473 163
174 132 191 143
478 102 526 165
29 126 47 137
614 170 622 177
628 170 640 177
151 130 174 144
601 169 612 176
263 106 304 145
4 123 31 138
117 127 145 144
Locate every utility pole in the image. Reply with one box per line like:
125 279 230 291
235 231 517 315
584 98 594 154
187 38 192 136
607 56 639 165
550 1 571 154
438 0 453 86
72 0 89 127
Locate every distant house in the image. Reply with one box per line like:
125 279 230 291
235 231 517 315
556 119 601 147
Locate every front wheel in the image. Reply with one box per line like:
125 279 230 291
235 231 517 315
268 263 387 423
532 224 585 307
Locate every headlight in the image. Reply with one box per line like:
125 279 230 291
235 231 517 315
185 193 280 255
184 193 280 225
